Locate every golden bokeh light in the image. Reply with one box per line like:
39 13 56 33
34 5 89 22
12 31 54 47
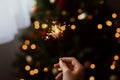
25 65 31 71
106 20 112 26
114 55 119 61
24 40 30 45
34 25 40 29
89 76 95 80
99 0 104 4
44 67 49 72
57 68 62 71
116 28 120 33
77 8 83 13
112 13 117 19
88 15 93 19
29 70 35 75
110 65 116 70
22 44 28 50
34 21 39 26
49 0 55 3
26 55 32 62
90 64 95 69
34 69 39 74
115 33 120 38
78 13 86 20
97 24 103 29
41 23 48 29
20 78 24 80
69 17 76 22
31 44 36 50
71 25 76 30
60 26 66 31
61 10 67 15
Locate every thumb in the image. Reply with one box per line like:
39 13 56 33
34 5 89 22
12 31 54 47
59 60 69 72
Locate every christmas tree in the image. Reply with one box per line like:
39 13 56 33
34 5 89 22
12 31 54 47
14 0 120 80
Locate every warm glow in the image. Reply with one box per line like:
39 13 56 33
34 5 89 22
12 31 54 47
41 24 48 29
44 67 49 72
20 78 24 80
29 70 35 75
115 33 120 38
78 13 86 20
97 24 103 29
77 8 83 13
61 10 67 15
31 44 36 50
112 61 117 65
106 20 112 26
99 0 104 4
114 55 119 61
26 55 32 62
70 17 76 22
25 65 31 71
24 40 30 45
88 15 93 19
110 65 116 70
57 68 62 71
34 25 40 29
34 21 39 26
49 0 55 3
22 44 28 50
89 76 95 80
90 64 95 69
60 25 66 31
71 25 76 30
112 13 117 19
116 28 120 33
34 69 39 74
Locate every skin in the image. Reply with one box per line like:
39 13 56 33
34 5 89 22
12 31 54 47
54 57 85 80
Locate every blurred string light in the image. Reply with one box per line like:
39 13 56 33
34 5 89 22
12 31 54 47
115 28 120 38
34 20 40 29
26 55 32 62
106 20 112 26
41 23 48 29
25 65 31 71
110 64 116 70
24 40 30 45
31 44 36 50
20 78 24 80
114 55 119 61
61 10 67 15
34 69 39 74
29 70 35 76
78 12 87 20
71 25 76 30
22 44 28 50
112 13 117 19
49 0 55 3
89 76 95 80
97 24 103 29
90 64 96 69
77 8 83 13
44 67 49 72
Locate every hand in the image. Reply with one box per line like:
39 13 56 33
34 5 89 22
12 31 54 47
54 57 85 80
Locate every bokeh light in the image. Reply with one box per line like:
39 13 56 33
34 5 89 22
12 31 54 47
31 44 36 50
49 0 55 3
24 40 30 45
90 64 95 69
116 28 120 33
89 76 95 80
34 69 39 74
110 65 116 70
115 33 120 38
97 24 103 29
41 23 48 29
25 65 31 71
78 12 87 20
44 67 49 72
112 13 117 19
106 20 112 26
71 25 76 30
114 55 119 61
29 70 35 75
22 44 28 50
77 8 83 13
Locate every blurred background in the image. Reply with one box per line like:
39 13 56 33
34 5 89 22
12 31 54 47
0 0 120 80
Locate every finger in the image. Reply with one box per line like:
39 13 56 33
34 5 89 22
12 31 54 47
54 63 60 68
60 57 80 66
55 72 63 80
59 60 70 72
